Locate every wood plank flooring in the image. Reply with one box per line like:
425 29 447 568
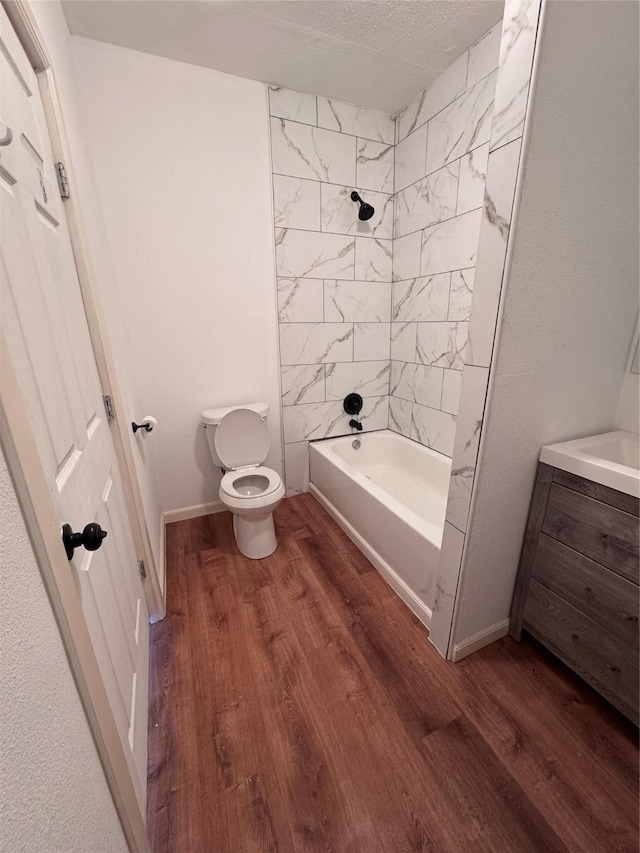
147 493 639 852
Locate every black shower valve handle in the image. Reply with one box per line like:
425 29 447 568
343 393 363 415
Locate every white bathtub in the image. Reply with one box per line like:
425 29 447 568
309 429 451 628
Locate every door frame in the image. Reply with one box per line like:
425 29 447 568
2 0 165 624
1 2 156 849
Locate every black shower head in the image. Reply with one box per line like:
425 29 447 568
351 190 375 221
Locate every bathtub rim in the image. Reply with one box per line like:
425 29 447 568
309 483 433 631
309 429 451 547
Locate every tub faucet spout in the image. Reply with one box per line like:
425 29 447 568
349 419 363 431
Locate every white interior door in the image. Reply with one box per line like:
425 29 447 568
0 7 149 811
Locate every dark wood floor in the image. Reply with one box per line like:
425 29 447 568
147 493 639 852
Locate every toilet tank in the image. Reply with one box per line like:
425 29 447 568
201 402 269 468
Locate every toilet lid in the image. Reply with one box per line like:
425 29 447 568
214 408 270 469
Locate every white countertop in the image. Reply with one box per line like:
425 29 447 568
540 430 640 499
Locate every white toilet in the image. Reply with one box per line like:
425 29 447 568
201 402 285 559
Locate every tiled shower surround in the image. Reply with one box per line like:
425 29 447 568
268 0 543 659
430 0 544 655
389 22 501 455
268 20 502 491
269 86 395 491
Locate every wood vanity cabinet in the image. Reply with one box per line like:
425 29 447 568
510 463 640 724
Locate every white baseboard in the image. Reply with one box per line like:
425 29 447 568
155 501 227 621
161 500 226 525
309 484 432 630
451 619 510 661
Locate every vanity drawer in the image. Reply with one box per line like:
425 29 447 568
532 533 639 649
524 580 639 723
553 469 639 517
542 483 639 583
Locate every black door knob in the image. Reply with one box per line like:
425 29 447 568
62 522 108 561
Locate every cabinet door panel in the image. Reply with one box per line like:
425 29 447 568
543 484 639 582
524 580 638 724
553 469 639 517
533 533 639 649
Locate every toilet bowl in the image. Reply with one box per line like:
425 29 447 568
202 404 284 559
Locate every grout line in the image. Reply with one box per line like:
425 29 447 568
385 265 476 286
279 316 392 327
282 358 392 368
394 203 483 243
395 63 500 147
273 168 390 195
270 112 394 146
488 134 525 157
390 278 396 324
423 118 429 182
464 45 470 91
281 392 388 409
446 272 453 323
274 143 480 200
277 276 392 284
268 141 289 489
394 144 486 206
455 157 462 214
274 222 393 242
448 517 466 535
273 136 486 199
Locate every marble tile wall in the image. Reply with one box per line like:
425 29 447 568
389 21 502 458
268 87 395 491
267 0 543 662
429 0 544 657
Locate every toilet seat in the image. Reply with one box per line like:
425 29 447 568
214 408 269 469
220 465 282 500
216 408 282 503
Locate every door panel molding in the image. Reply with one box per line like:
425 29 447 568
0 338 150 853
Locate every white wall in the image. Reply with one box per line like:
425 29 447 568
29 0 163 575
0 449 126 852
451 0 639 646
615 328 639 434
71 37 282 515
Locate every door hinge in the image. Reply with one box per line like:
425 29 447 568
103 395 115 422
138 559 147 580
55 161 70 199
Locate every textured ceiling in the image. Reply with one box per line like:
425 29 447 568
62 0 504 114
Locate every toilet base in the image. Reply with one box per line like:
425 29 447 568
233 512 277 559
